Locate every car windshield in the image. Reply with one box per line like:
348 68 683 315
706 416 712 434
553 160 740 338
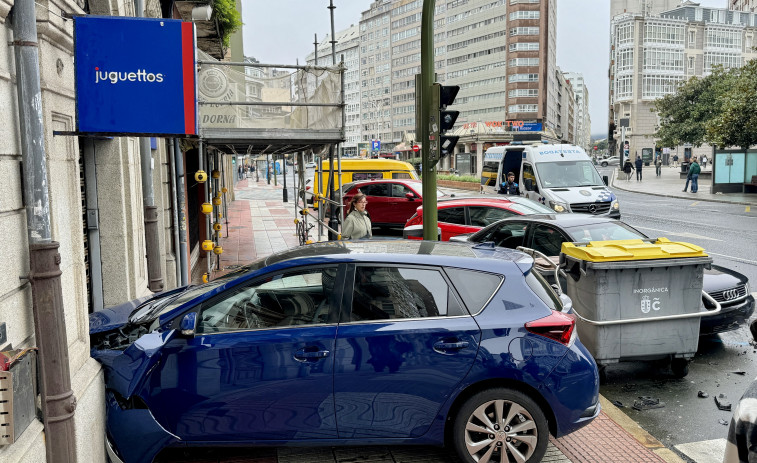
535 161 604 188
565 221 647 243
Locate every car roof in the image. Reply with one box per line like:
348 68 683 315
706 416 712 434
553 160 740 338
263 240 532 274
493 213 622 228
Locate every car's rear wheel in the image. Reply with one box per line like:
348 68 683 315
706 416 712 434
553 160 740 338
601 161 608 167
453 388 548 463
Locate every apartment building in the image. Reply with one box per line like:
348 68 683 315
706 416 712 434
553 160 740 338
609 4 757 160
360 1 394 150
610 0 682 19
555 68 576 144
564 71 592 150
305 25 361 155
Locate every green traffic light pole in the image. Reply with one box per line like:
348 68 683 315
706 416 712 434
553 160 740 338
421 0 438 240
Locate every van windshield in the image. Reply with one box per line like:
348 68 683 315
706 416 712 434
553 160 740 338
535 161 603 188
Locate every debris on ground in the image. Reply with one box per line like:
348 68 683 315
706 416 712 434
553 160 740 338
698 391 709 398
733 371 747 376
633 397 665 411
719 419 730 426
612 400 624 408
715 394 733 411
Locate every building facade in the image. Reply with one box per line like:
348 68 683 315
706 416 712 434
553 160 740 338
564 71 592 150
609 4 757 161
731 0 757 13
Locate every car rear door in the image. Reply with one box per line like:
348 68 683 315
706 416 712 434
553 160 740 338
333 263 480 438
140 265 345 442
358 182 392 226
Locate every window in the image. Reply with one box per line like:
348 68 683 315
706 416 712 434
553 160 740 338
509 89 538 98
509 57 539 67
438 207 466 225
689 30 696 46
522 163 536 187
445 268 503 314
616 48 634 73
508 104 538 113
391 183 415 197
530 225 565 256
197 267 339 333
468 206 515 227
510 26 539 36
509 41 539 52
704 52 742 73
349 266 464 321
615 21 634 45
508 73 539 83
477 221 527 249
643 48 684 72
614 75 633 100
705 26 742 49
525 271 562 311
642 75 684 99
688 56 695 70
643 22 684 45
509 10 539 20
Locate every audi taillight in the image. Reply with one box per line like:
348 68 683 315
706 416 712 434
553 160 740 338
525 311 576 345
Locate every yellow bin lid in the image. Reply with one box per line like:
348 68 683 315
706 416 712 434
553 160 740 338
561 238 708 262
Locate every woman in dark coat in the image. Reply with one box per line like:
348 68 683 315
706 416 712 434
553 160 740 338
622 159 634 181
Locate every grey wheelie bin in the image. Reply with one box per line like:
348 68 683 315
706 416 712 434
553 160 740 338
558 238 721 378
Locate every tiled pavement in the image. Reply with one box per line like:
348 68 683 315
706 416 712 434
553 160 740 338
181 178 685 463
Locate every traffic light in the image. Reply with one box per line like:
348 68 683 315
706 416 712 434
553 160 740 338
430 83 460 161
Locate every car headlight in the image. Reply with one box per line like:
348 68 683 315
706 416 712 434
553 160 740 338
550 201 567 213
612 201 620 210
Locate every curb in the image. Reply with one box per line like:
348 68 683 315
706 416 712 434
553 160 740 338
609 169 757 207
599 396 686 463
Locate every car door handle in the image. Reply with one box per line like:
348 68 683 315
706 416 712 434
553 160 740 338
294 349 330 361
433 341 469 352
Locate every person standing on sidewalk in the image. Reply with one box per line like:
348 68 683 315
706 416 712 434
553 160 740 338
724 321 757 463
635 156 643 181
689 158 700 193
655 155 662 177
342 193 372 240
622 158 634 181
702 155 708 169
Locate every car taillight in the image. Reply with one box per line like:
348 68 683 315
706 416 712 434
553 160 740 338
525 311 576 345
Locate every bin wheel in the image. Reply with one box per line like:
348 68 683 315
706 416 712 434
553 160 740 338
671 358 689 378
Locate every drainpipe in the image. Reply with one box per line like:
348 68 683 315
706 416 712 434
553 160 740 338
13 2 76 462
135 0 164 292
83 139 104 310
173 139 189 286
168 139 182 286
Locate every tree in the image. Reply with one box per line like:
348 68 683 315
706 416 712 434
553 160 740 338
654 67 734 148
708 58 757 150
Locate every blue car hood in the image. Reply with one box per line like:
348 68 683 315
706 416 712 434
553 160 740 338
89 295 155 334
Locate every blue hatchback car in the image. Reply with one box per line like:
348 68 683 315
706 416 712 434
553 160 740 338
90 241 599 463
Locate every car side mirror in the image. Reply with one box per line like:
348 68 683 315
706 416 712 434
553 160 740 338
180 312 197 336
405 192 416 200
524 178 533 191
603 175 609 186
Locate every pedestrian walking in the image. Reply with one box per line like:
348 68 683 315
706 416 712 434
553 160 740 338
623 159 634 181
702 155 708 170
342 193 372 240
672 154 679 167
498 172 521 195
655 155 662 177
635 156 643 181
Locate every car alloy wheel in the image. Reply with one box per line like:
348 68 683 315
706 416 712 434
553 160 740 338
601 162 608 167
454 388 548 463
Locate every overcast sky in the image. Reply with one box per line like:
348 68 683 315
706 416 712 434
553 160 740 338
243 0 728 137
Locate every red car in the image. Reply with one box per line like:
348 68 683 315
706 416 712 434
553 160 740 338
338 179 448 229
404 196 553 241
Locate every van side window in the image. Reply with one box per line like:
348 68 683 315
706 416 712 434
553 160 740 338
393 172 412 179
522 164 536 188
353 172 383 181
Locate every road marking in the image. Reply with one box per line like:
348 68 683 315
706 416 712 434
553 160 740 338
691 201 699 206
633 225 723 241
707 252 757 266
748 206 752 212
675 439 727 463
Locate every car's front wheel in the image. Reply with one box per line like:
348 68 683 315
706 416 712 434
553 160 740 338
453 388 548 463
601 161 608 167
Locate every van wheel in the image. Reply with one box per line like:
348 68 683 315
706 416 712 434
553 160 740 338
452 388 548 463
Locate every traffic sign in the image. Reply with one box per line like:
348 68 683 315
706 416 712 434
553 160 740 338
371 140 381 151
412 145 420 152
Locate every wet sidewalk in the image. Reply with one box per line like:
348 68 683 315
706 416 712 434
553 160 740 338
610 164 757 206
185 178 687 463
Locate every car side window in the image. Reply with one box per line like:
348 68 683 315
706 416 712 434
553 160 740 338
445 268 503 314
197 267 339 333
530 225 566 257
523 163 536 189
359 183 390 197
349 266 458 321
438 207 466 225
391 183 414 198
468 206 516 227
483 222 527 249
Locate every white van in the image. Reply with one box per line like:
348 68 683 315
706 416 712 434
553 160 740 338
481 143 620 218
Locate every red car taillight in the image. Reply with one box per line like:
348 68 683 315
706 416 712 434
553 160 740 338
525 311 576 345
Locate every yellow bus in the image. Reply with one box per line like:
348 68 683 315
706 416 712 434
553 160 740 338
314 158 419 203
